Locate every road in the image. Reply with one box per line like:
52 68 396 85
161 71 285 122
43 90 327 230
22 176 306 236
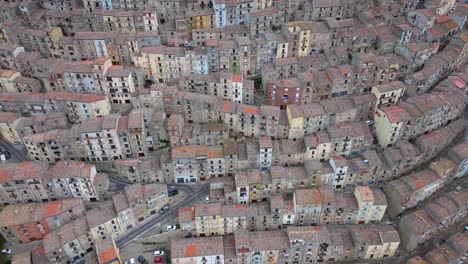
115 183 208 248
107 174 197 196
0 137 28 162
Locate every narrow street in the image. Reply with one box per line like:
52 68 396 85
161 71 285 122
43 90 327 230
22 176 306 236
115 183 209 248
0 137 28 162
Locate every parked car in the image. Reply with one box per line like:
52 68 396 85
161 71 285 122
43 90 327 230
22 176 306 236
154 250 164 256
1 248 11 255
159 205 169 214
2 151 10 160
0 145 10 160
168 190 179 197
205 195 210 203
154 256 164 263
138 256 149 264
128 258 136 264
464 225 468 231
165 225 177 232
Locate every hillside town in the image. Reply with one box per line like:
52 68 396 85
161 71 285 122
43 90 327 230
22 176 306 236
0 0 466 264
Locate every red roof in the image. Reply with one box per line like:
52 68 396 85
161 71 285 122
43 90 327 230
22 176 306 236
99 247 118 263
185 245 197 257
44 201 60 217
0 170 9 182
223 101 232 112
232 74 243 83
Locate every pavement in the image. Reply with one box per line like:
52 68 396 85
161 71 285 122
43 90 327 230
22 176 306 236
107 173 200 195
115 183 208 248
117 184 209 262
385 174 468 263
0 137 28 163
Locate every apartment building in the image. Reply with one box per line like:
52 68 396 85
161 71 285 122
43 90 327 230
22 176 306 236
374 105 413 148
0 112 21 144
86 200 124 241
245 6 278 37
43 218 94 264
405 34 468 94
282 21 332 57
95 237 122 264
190 187 387 233
408 231 467 264
354 186 387 224
424 0 456 16
123 183 168 223
46 91 112 123
171 236 224 264
0 69 41 93
292 186 387 226
172 225 399 263
308 0 356 21
1 23 63 58
230 119 461 194
394 42 439 72
186 9 215 37
120 112 150 158
399 188 467 252
371 81 406 111
448 143 468 179
385 147 462 218
0 15 161 64
22 130 65 163
0 199 85 244
114 157 165 183
179 72 254 104
128 108 167 150
88 182 168 241
327 122 374 158
35 57 137 105
9 113 69 143
2 113 69 148
434 69 468 104
265 78 303 108
374 91 465 148
171 145 226 183
0 70 20 92
0 92 48 115
134 84 374 140
0 91 111 124
22 113 150 163
0 161 105 206
234 120 459 188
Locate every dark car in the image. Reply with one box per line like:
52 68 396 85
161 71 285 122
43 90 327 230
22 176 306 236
2 151 10 160
138 256 149 264
0 145 10 160
168 190 179 197
159 204 169 214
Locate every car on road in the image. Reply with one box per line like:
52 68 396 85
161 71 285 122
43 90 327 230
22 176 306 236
0 145 10 160
168 190 179 197
159 204 169 214
165 225 177 231
1 248 11 254
154 256 164 263
464 225 468 231
2 151 10 160
205 195 210 203
154 250 164 256
138 256 149 264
